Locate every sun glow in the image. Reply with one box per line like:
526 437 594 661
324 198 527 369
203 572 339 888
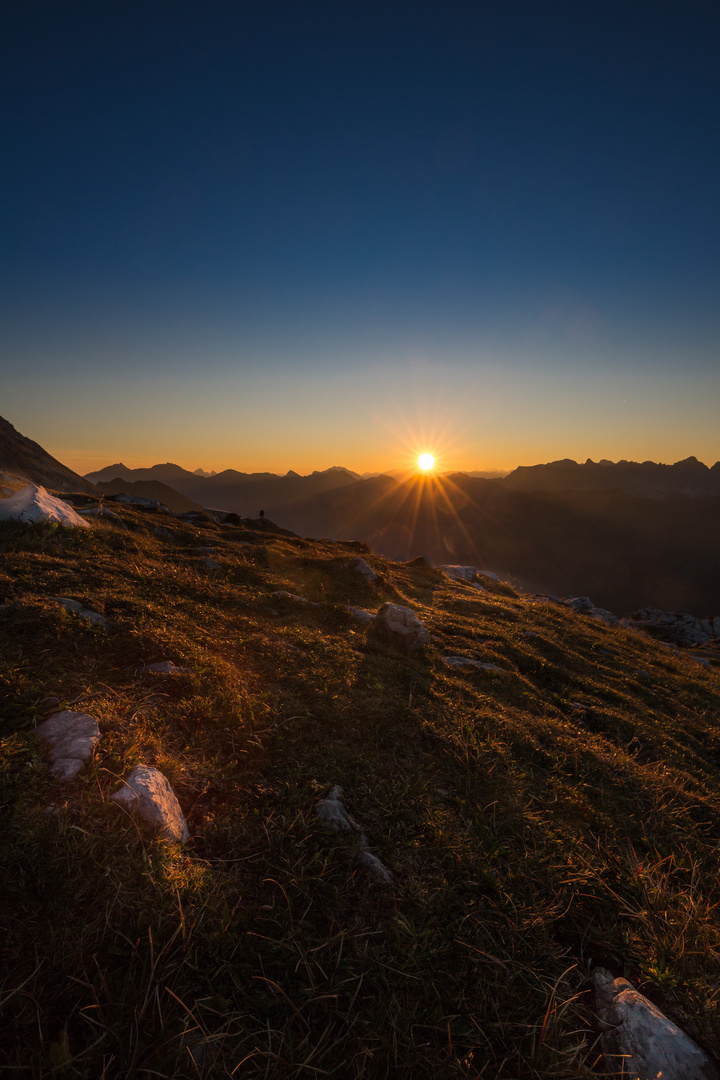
417 453 436 472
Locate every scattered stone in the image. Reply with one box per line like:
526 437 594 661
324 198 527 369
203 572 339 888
111 765 189 843
315 785 358 832
592 968 719 1080
346 557 379 584
0 485 90 528
80 505 127 526
471 583 488 593
442 656 501 672
176 510 215 524
439 565 478 582
372 603 430 652
626 608 720 648
590 607 620 627
315 785 392 886
357 848 394 885
563 596 619 627
271 590 319 606
51 597 109 629
477 569 500 581
349 606 376 625
153 526 175 540
143 661 193 675
564 596 595 614
201 557 222 571
111 493 170 513
692 655 711 668
195 546 217 554
35 710 101 782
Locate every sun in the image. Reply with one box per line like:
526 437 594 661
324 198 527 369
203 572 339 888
417 453 436 473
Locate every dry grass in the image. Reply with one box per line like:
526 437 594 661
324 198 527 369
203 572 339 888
1 507 720 1077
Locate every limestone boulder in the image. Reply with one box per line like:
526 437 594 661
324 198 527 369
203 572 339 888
0 485 89 528
593 969 719 1080
372 603 430 652
111 765 189 843
35 710 101 781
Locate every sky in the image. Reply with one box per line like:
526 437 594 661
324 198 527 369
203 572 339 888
2 1 720 476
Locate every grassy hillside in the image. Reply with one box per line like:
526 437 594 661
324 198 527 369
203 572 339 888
1 507 720 1078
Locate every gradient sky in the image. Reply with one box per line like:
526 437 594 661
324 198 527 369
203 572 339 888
2 1 720 475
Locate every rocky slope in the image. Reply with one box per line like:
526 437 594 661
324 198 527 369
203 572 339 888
0 415 96 494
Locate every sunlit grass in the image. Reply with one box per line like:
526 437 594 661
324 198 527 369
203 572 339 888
0 507 719 1075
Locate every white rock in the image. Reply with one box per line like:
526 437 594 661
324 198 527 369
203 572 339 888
0 485 90 528
439 565 478 581
111 765 189 843
372 603 430 652
593 969 719 1080
347 557 378 584
35 711 100 781
51 597 109 628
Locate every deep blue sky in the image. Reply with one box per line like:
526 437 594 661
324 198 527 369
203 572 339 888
2 2 720 473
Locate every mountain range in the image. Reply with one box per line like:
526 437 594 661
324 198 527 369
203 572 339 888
2 413 719 618
85 461 361 514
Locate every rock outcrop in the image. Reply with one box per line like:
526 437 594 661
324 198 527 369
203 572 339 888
624 608 720 648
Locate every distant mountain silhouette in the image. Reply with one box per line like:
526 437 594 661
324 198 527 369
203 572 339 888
503 456 720 498
0 415 96 493
85 463 361 515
